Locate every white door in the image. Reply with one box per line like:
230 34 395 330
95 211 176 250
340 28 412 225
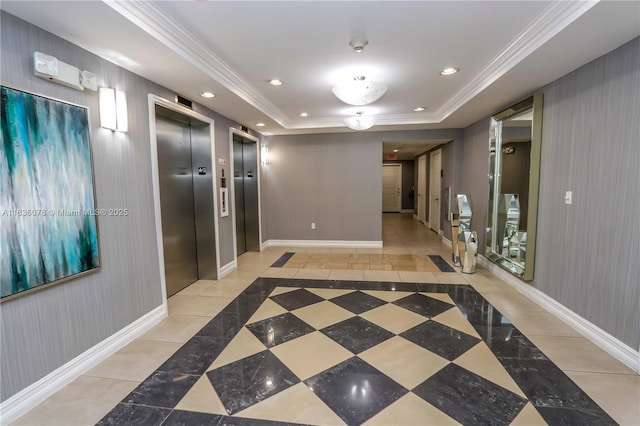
429 149 442 232
417 155 427 223
382 164 402 212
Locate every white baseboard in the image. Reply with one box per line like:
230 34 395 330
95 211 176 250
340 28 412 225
477 256 640 374
0 305 167 424
412 214 418 220
260 241 269 251
401 209 414 213
263 239 383 249
441 236 452 249
218 260 237 278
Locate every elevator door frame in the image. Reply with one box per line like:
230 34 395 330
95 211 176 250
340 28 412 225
148 94 221 305
229 128 264 264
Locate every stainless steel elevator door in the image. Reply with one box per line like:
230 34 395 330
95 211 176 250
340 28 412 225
156 114 199 296
233 135 260 255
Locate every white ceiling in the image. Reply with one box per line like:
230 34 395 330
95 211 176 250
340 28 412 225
2 1 639 137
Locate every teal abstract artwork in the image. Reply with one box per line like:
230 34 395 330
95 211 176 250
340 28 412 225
1 86 100 299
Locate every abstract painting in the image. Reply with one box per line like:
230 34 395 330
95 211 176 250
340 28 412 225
1 86 100 299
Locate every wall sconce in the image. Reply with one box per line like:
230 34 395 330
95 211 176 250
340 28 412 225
260 145 269 165
99 87 128 132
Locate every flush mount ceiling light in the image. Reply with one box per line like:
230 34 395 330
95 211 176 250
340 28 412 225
349 38 369 53
332 75 388 106
200 91 216 98
299 112 309 117
344 111 375 131
413 107 425 112
267 79 283 86
440 67 459 76
256 122 266 127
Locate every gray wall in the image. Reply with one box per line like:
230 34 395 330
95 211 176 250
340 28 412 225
458 37 640 349
262 129 463 243
533 37 639 349
382 160 415 210
0 12 244 400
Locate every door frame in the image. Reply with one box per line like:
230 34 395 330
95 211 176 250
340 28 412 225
382 163 402 213
429 149 442 233
229 128 264 264
148 94 221 305
417 155 427 225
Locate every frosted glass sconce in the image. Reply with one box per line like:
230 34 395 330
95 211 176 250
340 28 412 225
261 145 269 165
99 87 128 132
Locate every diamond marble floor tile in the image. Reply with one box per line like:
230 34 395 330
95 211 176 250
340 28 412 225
97 277 618 426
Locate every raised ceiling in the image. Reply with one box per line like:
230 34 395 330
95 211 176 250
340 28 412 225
2 1 639 135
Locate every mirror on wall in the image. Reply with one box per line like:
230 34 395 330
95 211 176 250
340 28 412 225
486 94 542 280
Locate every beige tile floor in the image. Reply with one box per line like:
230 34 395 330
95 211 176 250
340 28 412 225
11 214 640 425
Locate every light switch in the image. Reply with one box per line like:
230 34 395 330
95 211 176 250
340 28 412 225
564 191 572 205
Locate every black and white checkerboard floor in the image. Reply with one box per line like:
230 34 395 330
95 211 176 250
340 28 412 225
98 278 616 426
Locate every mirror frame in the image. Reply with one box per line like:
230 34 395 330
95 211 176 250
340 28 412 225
486 94 543 281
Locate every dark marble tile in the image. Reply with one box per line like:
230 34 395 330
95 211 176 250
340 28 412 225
123 370 199 408
400 320 480 361
535 406 617 426
357 281 420 292
456 302 511 328
270 288 325 310
304 357 408 425
271 252 296 267
217 417 306 426
162 410 224 426
196 312 245 340
97 403 171 426
392 293 454 318
428 255 456 272
475 326 548 360
321 316 394 354
413 363 528 425
415 283 451 292
501 358 603 410
329 290 387 314
246 312 316 348
157 335 226 375
275 278 421 293
207 350 300 415
444 285 484 306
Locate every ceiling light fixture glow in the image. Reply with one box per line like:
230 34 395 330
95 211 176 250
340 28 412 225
393 149 398 152
440 67 459 76
344 111 375 131
413 107 425 112
267 79 283 86
299 112 309 117
256 122 266 127
332 76 387 106
200 91 216 98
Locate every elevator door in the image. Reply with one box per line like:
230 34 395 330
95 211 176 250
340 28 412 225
233 135 260 255
156 114 199 296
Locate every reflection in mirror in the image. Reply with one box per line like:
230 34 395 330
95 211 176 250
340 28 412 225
486 95 542 280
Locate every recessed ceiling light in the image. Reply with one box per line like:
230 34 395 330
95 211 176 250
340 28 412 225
200 91 216 98
267 79 283 86
393 149 399 152
440 67 459 76
413 107 425 112
299 112 309 117
256 122 266 127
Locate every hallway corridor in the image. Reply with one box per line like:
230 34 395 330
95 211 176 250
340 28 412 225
12 215 640 425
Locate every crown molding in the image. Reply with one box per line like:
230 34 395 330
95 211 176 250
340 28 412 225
104 0 598 131
436 0 600 121
104 0 289 127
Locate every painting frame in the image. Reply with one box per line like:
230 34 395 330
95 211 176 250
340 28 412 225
1 85 101 301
